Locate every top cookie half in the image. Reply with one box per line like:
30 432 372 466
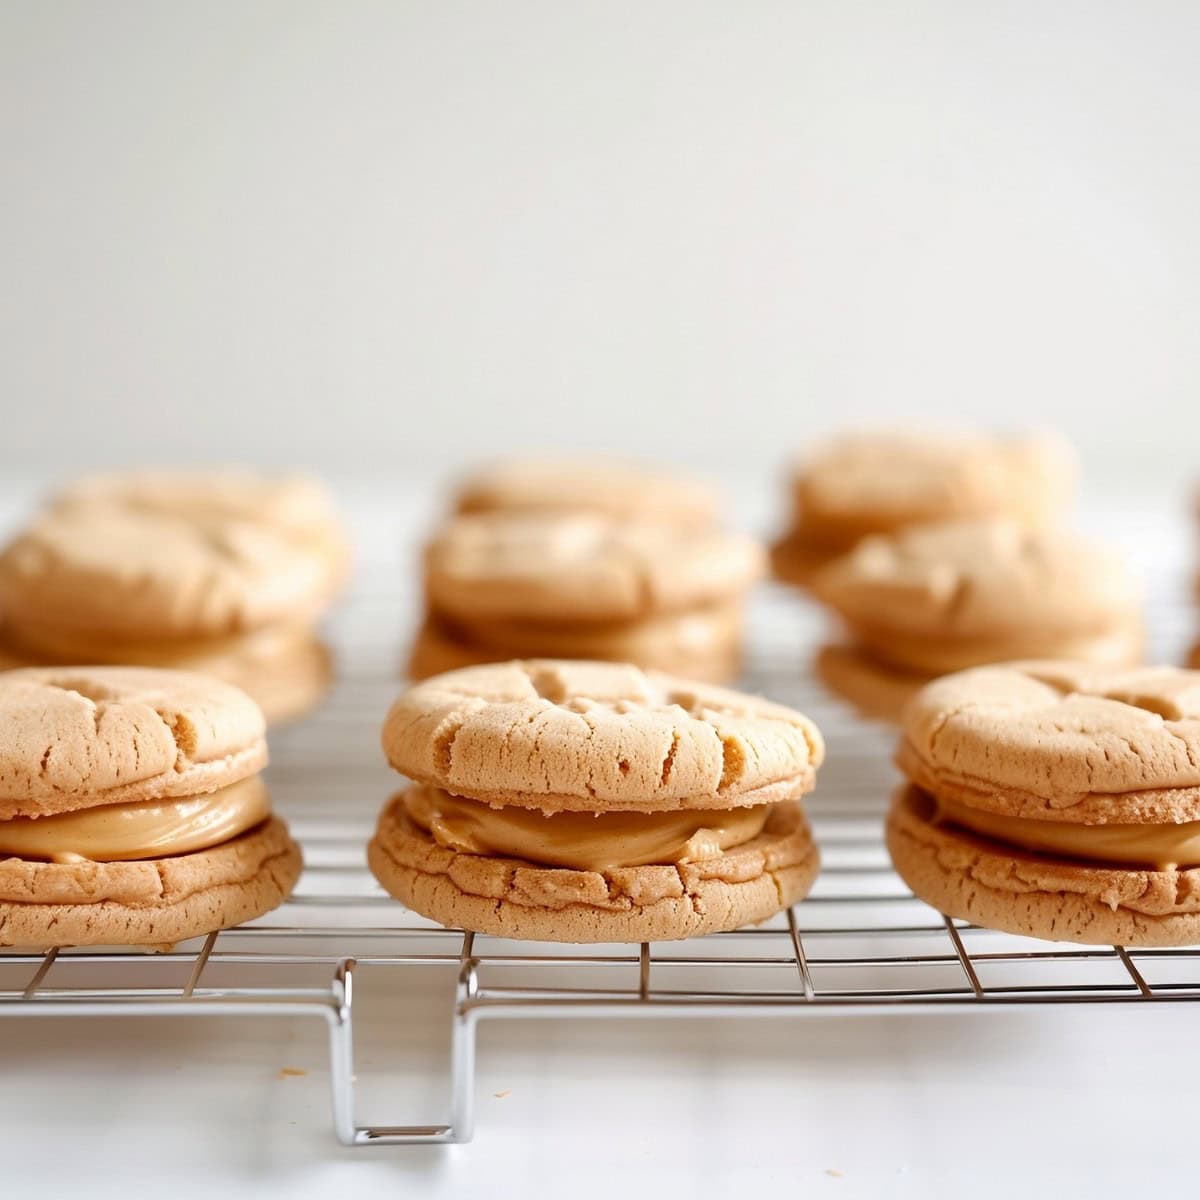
425 513 764 623
0 666 267 819
790 430 1075 545
897 662 1200 823
382 660 824 813
453 458 719 528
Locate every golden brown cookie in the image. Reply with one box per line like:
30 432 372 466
0 473 346 724
772 430 1075 585
898 662 1200 822
412 512 761 680
383 660 823 814
369 792 818 943
888 785 1200 947
372 660 825 941
453 458 719 528
0 667 301 947
425 512 762 624
55 468 349 572
890 662 1200 946
811 519 1141 676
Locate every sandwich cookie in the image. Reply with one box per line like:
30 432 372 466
810 519 1141 721
0 471 348 722
889 662 1200 946
0 666 301 947
771 430 1075 584
408 513 763 683
370 660 824 942
453 457 720 528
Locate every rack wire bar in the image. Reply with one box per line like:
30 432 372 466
2 557 1198 1146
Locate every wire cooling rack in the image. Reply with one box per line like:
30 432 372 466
1 506 1197 1147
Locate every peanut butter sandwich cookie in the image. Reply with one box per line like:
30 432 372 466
771 429 1074 584
0 470 348 723
453 457 719 528
408 513 763 683
888 662 1200 946
811 519 1141 721
0 666 301 947
370 660 823 942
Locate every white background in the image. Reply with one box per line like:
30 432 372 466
3 1 1199 486
3 6 1200 1196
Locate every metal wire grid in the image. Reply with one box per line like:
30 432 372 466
1 552 1197 1147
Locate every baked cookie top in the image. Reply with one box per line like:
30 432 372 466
0 666 267 819
56 468 342 536
424 513 764 623
382 659 824 812
897 662 1200 823
0 504 335 640
453 458 719 527
813 519 1139 640
790 430 1074 542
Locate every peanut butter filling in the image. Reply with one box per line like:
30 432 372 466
0 777 272 864
404 786 770 872
935 794 1200 870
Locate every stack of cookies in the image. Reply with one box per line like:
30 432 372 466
811 519 1142 720
889 662 1200 946
0 667 301 947
771 429 1075 584
409 460 763 682
370 660 824 941
0 470 350 723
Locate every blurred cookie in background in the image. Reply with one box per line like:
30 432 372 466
0 470 348 723
452 457 720 529
810 518 1142 721
407 511 763 682
771 429 1076 585
54 469 351 594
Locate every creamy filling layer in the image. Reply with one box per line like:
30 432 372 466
404 786 770 872
935 794 1200 870
0 777 272 864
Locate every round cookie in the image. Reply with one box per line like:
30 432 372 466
897 662 1200 823
369 792 818 943
424 512 763 624
811 519 1142 675
453 458 719 528
0 505 335 642
0 666 268 819
888 785 1200 947
787 430 1075 548
382 659 824 814
0 667 301 947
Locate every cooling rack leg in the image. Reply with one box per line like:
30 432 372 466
324 956 476 1146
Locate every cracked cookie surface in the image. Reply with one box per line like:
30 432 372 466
382 660 824 813
0 667 268 819
898 662 1200 822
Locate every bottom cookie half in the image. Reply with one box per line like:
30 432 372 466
369 795 820 942
887 786 1200 947
814 643 929 723
0 817 303 947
